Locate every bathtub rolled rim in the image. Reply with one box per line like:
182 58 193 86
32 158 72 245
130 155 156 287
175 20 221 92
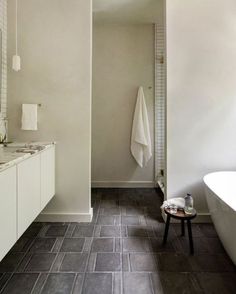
203 171 236 212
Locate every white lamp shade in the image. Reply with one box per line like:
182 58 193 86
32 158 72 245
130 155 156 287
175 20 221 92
12 55 21 71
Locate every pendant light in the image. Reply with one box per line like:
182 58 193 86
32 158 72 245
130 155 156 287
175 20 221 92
12 0 21 71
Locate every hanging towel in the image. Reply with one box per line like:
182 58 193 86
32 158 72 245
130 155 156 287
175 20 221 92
131 87 152 167
21 104 38 131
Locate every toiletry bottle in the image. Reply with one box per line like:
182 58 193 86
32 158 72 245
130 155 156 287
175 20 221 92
184 193 193 215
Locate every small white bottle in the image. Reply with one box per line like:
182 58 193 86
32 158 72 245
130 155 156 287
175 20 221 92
184 193 194 215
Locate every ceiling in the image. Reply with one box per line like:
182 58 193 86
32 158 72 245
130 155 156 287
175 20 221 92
93 0 164 24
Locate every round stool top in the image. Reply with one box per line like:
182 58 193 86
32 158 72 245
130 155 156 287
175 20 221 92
164 207 197 220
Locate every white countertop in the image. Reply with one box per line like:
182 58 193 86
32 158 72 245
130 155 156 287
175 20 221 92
0 142 55 172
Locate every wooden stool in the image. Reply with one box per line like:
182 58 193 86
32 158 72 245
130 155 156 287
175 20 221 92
163 207 197 254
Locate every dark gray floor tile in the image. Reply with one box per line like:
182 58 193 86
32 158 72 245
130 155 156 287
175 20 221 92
205 237 226 254
86 253 96 272
60 238 85 252
10 237 33 253
65 223 76 237
72 274 84 294
127 226 148 237
123 273 153 294
0 252 24 273
144 206 162 216
123 238 150 252
25 253 56 272
119 199 137 206
100 200 118 209
94 226 101 237
51 253 64 272
0 189 234 294
0 273 12 291
45 225 68 237
91 238 114 252
100 226 120 237
196 272 236 294
73 225 94 237
15 253 32 272
52 238 64 253
130 253 158 272
2 273 39 294
82 273 112 294
158 253 192 272
113 272 122 294
100 208 121 215
31 273 48 294
115 238 121 252
41 273 75 294
153 223 177 239
179 237 210 254
199 224 218 237
145 215 163 227
83 238 93 252
30 238 56 252
189 254 236 272
60 253 88 272
22 223 43 238
95 253 121 271
121 226 127 237
149 238 175 252
122 254 130 271
160 272 203 294
122 216 140 225
96 215 116 225
151 273 164 294
123 207 144 216
173 223 203 238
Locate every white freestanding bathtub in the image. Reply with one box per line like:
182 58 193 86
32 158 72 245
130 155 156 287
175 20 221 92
204 171 236 264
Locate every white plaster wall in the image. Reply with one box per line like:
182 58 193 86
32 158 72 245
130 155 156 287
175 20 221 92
166 0 236 215
7 0 92 219
92 24 155 187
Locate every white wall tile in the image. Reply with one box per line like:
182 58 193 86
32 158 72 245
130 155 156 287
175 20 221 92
155 23 165 184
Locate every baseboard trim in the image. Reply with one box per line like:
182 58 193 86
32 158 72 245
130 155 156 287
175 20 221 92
36 208 93 223
161 210 212 223
91 181 155 188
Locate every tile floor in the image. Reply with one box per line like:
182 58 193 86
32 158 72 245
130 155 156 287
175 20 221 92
0 188 235 294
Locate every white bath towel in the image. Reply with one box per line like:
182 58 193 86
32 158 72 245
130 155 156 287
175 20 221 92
161 197 185 209
21 104 38 131
131 87 152 167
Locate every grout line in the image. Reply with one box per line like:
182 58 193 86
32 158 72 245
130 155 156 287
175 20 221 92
30 272 41 294
70 273 78 294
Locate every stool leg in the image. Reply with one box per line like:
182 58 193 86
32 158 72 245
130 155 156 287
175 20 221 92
181 220 185 236
187 220 194 255
163 215 171 245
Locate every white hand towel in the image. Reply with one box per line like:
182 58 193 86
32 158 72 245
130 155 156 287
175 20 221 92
131 87 152 167
161 198 185 209
21 104 38 131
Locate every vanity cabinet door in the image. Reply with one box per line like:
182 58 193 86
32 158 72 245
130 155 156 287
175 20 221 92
0 166 17 261
17 155 40 238
41 145 55 209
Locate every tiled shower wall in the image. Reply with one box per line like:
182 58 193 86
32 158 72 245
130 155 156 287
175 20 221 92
154 23 165 190
0 0 7 136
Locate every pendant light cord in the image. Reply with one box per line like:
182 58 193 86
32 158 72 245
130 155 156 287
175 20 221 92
15 0 18 55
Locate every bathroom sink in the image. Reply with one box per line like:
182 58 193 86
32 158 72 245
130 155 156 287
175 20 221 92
4 144 46 153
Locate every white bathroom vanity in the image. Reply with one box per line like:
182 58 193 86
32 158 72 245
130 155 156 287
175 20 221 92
0 142 55 261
